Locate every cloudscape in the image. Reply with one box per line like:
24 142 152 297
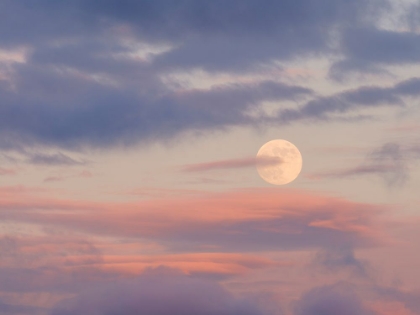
0 1 420 314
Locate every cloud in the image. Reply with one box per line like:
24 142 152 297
308 164 402 180
0 299 40 315
0 233 281 299
313 246 369 278
182 157 258 172
97 252 279 278
0 167 16 175
0 77 311 149
79 0 376 71
51 267 266 315
2 74 419 150
1 0 415 150
307 163 406 188
181 156 282 172
294 283 374 315
308 142 418 186
331 27 420 77
43 176 64 183
276 77 420 123
0 234 124 315
0 191 414 314
0 0 374 48
27 152 86 166
375 287 420 314
0 187 386 252
369 142 408 185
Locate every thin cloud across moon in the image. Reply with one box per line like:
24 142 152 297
256 139 302 185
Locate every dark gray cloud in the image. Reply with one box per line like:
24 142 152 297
81 0 369 37
181 155 282 172
331 27 420 77
369 142 408 186
0 79 311 149
313 247 369 278
0 1 86 46
27 152 86 166
308 141 420 186
81 0 377 72
0 0 376 65
307 163 407 187
277 77 420 123
51 267 266 315
0 0 418 150
1 73 419 150
294 284 374 315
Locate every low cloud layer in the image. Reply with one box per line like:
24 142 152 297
51 268 266 315
0 187 416 314
295 284 374 315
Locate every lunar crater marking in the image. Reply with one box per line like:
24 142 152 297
256 139 302 185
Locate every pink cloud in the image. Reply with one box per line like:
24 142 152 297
181 156 282 172
43 176 64 183
0 187 387 252
79 170 93 178
0 188 417 315
0 167 17 176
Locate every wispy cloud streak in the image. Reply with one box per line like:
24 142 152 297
182 156 282 172
308 142 419 186
0 167 16 175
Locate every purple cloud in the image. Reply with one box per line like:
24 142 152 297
295 284 374 315
51 267 266 315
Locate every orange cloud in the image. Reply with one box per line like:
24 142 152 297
92 252 284 276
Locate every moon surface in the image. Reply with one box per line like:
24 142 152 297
256 139 302 185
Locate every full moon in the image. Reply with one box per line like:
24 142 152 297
256 139 302 185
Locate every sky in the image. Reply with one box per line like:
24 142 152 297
0 0 420 314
